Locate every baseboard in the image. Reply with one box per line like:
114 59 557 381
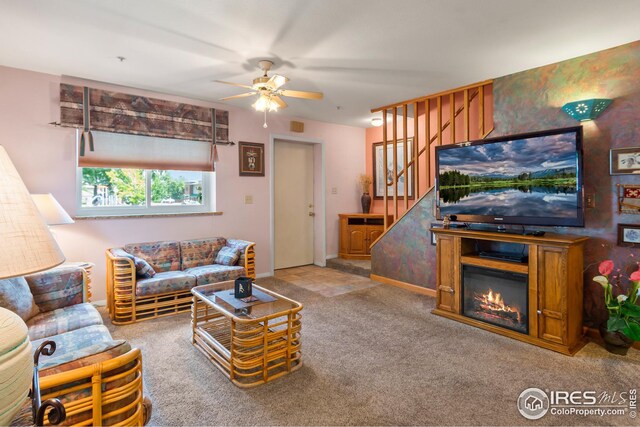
326 254 338 259
91 299 107 307
256 272 272 279
370 274 437 297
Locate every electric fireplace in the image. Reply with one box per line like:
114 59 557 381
462 265 528 334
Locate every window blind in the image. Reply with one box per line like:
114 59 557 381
60 84 229 171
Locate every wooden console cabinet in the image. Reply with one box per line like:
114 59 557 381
339 214 391 259
431 228 589 355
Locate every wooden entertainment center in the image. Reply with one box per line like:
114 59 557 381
431 228 589 355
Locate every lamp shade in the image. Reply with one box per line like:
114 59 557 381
562 98 612 121
31 194 74 225
0 146 65 279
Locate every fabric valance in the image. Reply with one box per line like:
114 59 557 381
59 84 229 144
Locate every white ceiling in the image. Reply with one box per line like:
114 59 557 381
1 0 639 128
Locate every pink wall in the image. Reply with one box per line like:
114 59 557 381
0 65 365 301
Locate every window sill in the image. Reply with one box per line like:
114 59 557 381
74 211 223 220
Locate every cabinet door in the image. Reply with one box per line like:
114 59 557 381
366 227 383 254
537 246 567 345
348 227 367 255
436 235 459 313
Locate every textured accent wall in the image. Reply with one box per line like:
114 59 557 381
371 190 437 289
371 40 640 327
493 41 640 327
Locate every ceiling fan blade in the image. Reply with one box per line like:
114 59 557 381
219 92 257 101
214 80 254 89
268 74 289 89
280 89 324 100
272 96 288 109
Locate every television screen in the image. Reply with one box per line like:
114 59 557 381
435 126 584 227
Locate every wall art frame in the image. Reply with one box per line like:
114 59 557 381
238 141 265 177
610 147 640 175
372 138 414 199
617 223 640 247
617 184 640 214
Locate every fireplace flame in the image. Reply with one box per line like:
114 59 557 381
475 289 521 323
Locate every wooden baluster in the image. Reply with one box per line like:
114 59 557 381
403 104 408 211
479 85 485 137
464 89 469 142
382 109 388 229
393 107 398 220
425 99 431 189
437 97 442 147
413 101 419 199
450 93 456 145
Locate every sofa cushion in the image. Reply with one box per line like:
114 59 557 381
26 302 103 341
184 264 245 286
24 266 84 312
134 257 156 278
124 240 181 273
0 277 40 321
31 324 114 364
226 239 253 266
215 246 241 266
180 237 227 269
135 271 197 297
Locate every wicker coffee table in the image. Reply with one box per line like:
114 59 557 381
191 280 303 387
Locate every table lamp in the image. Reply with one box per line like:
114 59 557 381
31 194 74 226
0 145 65 425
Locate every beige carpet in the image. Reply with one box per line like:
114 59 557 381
104 269 640 426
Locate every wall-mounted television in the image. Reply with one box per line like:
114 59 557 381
435 126 584 227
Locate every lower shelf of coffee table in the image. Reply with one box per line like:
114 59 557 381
192 302 302 387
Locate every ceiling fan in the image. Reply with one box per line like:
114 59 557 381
215 60 323 113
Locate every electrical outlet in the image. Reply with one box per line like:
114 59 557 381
585 193 595 208
244 195 253 204
331 187 337 194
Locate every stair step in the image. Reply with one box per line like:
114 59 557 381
326 258 371 278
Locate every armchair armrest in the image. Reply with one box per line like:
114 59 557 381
38 347 149 426
226 239 256 279
24 266 86 312
106 248 137 325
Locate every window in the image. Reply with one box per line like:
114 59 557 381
78 167 212 216
75 131 215 217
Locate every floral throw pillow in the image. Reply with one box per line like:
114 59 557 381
215 246 241 266
134 257 156 279
0 277 40 321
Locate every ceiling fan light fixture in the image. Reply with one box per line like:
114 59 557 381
252 95 279 112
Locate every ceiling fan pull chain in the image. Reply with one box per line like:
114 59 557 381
263 110 268 128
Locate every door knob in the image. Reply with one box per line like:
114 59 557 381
308 212 315 217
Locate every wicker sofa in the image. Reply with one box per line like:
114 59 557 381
0 266 149 426
106 237 256 324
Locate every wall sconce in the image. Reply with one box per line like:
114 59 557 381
562 98 612 121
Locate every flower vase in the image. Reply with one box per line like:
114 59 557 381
361 192 371 214
599 326 634 355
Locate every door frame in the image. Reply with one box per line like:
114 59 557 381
269 134 326 275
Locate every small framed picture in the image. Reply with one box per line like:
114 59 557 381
238 142 265 177
617 224 640 247
610 147 640 175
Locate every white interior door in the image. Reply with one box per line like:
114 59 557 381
274 140 314 269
